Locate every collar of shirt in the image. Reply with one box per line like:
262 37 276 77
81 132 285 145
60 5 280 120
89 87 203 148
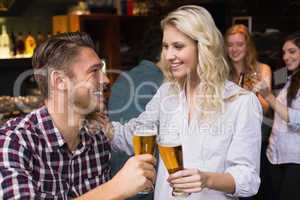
178 80 248 101
223 80 249 101
35 106 94 153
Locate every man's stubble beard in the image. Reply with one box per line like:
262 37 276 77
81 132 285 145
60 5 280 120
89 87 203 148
72 91 99 116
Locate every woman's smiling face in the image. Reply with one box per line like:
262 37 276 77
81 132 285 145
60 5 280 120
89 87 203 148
162 24 198 80
283 40 300 72
226 33 247 63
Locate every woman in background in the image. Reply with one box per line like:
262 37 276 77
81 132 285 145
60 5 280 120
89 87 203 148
254 32 300 200
225 24 273 200
225 24 272 113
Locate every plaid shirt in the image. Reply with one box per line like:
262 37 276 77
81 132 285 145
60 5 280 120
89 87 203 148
0 106 111 199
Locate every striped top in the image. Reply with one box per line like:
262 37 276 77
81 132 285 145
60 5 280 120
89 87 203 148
0 106 111 199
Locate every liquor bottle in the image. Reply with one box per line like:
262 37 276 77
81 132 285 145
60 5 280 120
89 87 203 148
127 0 133 15
0 25 11 58
37 32 45 46
24 32 36 57
47 32 52 39
238 72 245 87
16 32 25 56
10 31 17 56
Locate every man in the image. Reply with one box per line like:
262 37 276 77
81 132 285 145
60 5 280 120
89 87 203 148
0 32 156 199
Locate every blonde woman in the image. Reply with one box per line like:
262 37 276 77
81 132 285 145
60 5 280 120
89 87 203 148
225 24 272 113
104 5 262 199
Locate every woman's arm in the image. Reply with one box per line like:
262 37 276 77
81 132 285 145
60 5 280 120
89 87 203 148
265 94 289 122
257 63 272 113
168 169 235 194
254 76 300 130
100 83 171 154
168 93 262 196
253 80 290 122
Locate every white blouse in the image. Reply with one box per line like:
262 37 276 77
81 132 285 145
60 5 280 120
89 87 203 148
267 79 300 164
111 81 262 199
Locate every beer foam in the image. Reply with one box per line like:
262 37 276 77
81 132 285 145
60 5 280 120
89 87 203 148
134 131 156 136
158 142 181 147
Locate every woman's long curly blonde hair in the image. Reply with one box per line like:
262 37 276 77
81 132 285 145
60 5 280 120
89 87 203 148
224 24 258 78
161 5 229 117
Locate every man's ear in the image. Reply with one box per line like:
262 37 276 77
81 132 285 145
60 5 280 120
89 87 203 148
50 70 67 91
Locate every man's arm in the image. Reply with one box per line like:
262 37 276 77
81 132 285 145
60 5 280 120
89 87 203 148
0 131 156 200
75 154 156 200
0 135 37 199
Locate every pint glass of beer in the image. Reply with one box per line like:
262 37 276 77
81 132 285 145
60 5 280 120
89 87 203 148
157 129 190 197
132 123 157 194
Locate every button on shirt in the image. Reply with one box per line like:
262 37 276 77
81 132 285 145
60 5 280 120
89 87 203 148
267 79 300 164
0 106 111 199
111 81 262 199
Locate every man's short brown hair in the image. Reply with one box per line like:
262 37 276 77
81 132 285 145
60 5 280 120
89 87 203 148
32 32 95 98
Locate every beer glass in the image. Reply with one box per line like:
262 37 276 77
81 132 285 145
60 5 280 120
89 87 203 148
157 128 190 197
132 123 157 194
244 71 261 91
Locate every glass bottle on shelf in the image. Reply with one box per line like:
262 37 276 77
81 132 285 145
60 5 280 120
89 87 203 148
238 72 245 87
37 32 45 46
24 32 36 57
0 25 11 59
47 32 52 39
10 31 17 56
16 32 25 57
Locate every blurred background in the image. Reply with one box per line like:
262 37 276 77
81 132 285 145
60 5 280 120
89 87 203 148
0 0 299 123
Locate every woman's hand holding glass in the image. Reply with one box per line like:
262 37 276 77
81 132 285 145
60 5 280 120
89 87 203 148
167 168 209 194
252 79 272 99
157 128 190 197
243 72 261 91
